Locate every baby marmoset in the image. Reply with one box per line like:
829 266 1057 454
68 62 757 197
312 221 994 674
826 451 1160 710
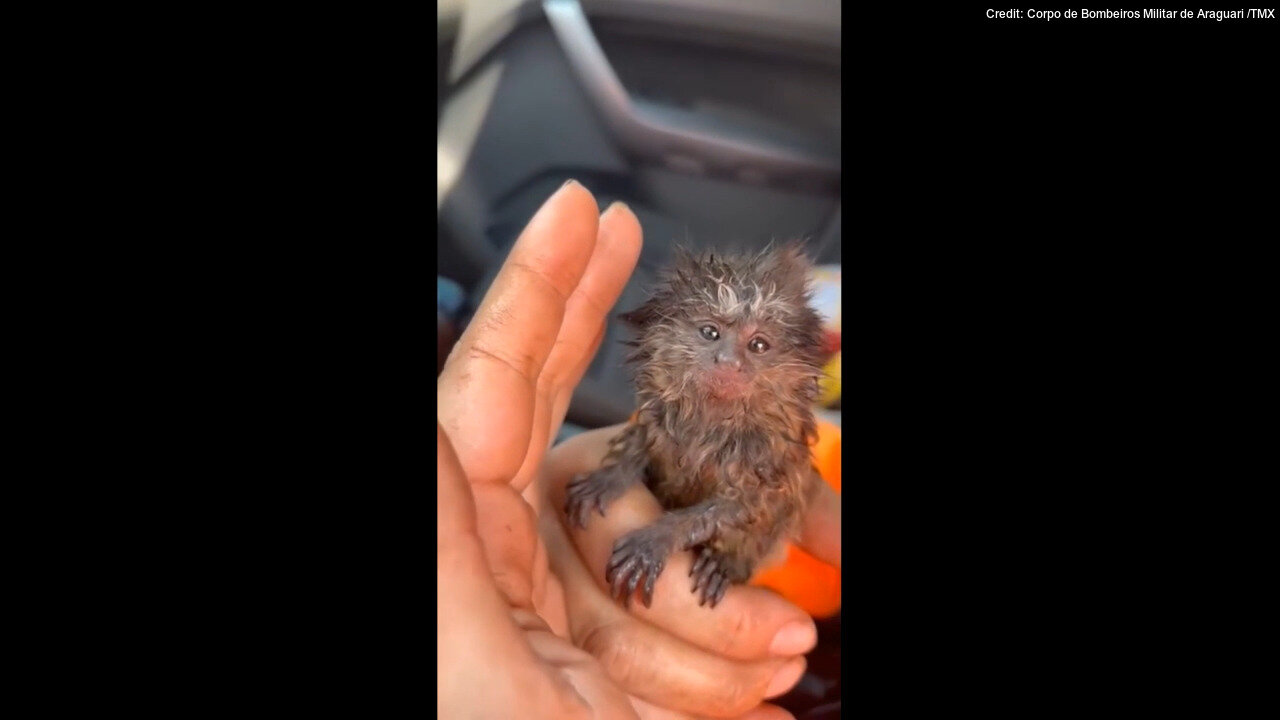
565 242 826 609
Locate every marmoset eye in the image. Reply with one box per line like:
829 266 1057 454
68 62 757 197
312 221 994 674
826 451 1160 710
748 337 770 354
700 325 720 341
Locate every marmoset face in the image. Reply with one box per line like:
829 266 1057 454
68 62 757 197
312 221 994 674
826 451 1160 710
623 244 825 406
670 308 799 400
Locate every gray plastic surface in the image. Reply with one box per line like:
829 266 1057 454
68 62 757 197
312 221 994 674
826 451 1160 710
544 0 840 185
438 23 632 285
580 0 841 52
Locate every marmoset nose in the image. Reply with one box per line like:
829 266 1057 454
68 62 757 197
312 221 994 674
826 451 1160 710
714 350 742 370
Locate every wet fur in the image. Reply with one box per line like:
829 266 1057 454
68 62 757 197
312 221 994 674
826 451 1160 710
565 242 825 608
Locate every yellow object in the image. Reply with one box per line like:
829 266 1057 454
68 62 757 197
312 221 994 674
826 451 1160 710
817 352 842 407
749 418 841 618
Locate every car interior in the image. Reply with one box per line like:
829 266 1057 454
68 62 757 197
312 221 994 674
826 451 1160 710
439 2 840 716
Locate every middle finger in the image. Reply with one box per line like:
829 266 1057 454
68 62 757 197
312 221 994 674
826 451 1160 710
512 201 643 489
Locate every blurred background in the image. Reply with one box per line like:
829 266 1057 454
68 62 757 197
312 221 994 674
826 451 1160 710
438 3 840 715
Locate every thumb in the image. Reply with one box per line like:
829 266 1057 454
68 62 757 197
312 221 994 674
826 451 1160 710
797 479 840 569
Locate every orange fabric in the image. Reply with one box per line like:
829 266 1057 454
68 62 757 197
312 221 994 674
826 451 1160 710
749 419 841 618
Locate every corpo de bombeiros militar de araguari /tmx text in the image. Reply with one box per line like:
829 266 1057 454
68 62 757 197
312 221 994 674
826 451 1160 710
986 9 1276 20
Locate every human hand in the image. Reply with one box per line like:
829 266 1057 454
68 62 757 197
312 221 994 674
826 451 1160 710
437 180 821 719
439 423 638 719
438 180 648 719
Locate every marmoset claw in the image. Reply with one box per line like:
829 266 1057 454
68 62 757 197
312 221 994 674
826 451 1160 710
606 527 670 608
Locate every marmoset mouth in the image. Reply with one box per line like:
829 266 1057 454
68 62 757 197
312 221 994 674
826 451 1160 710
706 368 752 400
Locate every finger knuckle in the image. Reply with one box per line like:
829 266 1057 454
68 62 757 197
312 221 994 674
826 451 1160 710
530 676 592 720
465 342 537 381
507 259 574 303
721 607 755 654
715 673 760 715
578 621 645 687
489 568 533 608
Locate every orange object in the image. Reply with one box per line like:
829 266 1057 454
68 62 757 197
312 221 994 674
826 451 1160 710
749 418 841 618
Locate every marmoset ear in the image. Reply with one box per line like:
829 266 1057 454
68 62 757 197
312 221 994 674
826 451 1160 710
665 246 705 285
761 240 814 294
619 300 660 328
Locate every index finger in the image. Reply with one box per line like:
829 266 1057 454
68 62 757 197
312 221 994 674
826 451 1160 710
438 180 599 485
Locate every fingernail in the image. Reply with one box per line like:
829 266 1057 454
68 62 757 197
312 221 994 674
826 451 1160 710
602 200 629 217
769 620 817 656
560 178 580 190
764 657 806 698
